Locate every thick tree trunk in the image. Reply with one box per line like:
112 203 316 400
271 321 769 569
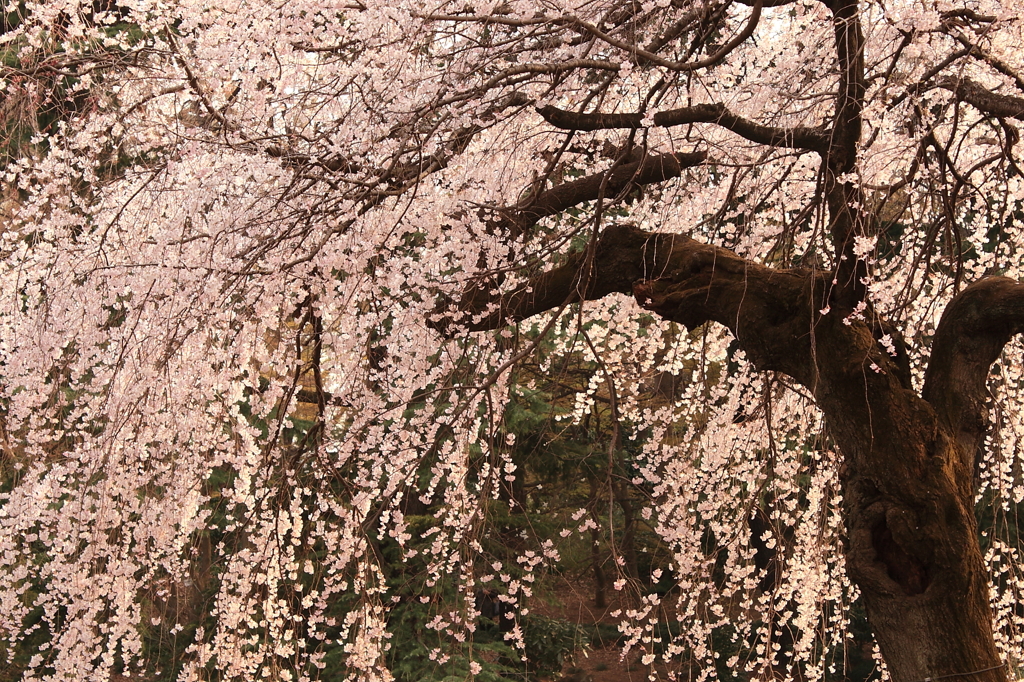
810 319 1004 682
422 0 1024 671
631 235 1011 682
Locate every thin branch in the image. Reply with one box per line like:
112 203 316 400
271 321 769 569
950 32 1024 94
415 12 551 26
564 1 763 72
480 59 621 91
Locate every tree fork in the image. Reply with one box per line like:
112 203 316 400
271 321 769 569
633 240 1008 682
445 224 1011 682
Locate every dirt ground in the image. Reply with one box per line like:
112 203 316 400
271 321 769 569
527 576 653 682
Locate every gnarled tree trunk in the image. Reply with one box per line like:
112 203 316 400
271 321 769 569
636 238 1018 682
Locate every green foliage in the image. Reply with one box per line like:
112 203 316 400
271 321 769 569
515 614 589 678
338 514 518 682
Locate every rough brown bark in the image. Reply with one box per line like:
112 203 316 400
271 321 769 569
632 235 1010 682
923 278 1024 488
937 77 1024 121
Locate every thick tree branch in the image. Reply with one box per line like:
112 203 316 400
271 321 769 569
821 0 871 308
441 224 657 332
496 150 707 238
439 224 822 385
827 0 865 173
938 77 1024 121
538 103 829 152
922 277 1024 489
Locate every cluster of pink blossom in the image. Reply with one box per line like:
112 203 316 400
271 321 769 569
1 0 1023 680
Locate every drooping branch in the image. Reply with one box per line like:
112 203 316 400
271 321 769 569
265 92 533 200
922 277 1024 490
564 0 763 73
537 103 830 152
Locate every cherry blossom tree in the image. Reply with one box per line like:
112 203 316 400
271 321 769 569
1 0 1024 680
